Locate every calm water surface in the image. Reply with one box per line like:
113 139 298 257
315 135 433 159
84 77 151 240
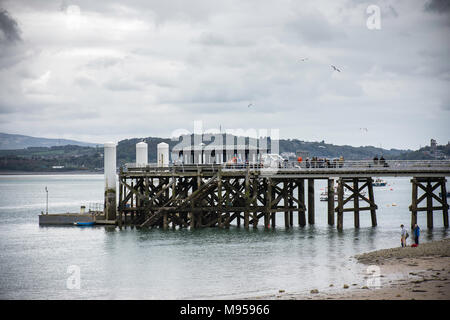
0 174 448 299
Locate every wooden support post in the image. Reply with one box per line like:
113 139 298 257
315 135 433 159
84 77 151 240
197 172 202 228
265 178 272 229
163 213 168 230
131 181 134 208
271 180 276 228
284 180 290 229
308 178 315 224
442 179 449 228
289 181 293 227
353 178 360 228
327 178 334 225
218 171 223 228
298 179 306 227
118 178 123 228
253 207 258 228
190 176 196 229
337 178 344 230
244 175 250 229
368 178 377 227
427 180 433 229
411 178 418 229
170 177 175 230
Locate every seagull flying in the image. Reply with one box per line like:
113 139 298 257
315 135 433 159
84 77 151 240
331 65 341 72
299 58 308 62
248 103 253 108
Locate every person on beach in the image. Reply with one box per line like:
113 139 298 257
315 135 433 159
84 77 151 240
413 224 420 245
400 224 408 247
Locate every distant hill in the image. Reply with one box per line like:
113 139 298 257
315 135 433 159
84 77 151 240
0 133 98 150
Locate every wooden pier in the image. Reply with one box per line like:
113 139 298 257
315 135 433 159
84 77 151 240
117 161 450 230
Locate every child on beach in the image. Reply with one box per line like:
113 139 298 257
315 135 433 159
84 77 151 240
400 224 408 247
413 224 420 245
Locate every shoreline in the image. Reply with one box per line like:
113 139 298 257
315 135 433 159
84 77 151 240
248 238 450 300
0 170 102 175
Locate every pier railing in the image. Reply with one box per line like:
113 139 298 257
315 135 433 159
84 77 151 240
123 160 450 173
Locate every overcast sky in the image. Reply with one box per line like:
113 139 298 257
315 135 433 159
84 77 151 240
0 0 449 149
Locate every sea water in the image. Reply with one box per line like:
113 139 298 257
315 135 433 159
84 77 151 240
0 174 448 299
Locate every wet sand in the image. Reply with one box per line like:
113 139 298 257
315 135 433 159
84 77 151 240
249 238 450 300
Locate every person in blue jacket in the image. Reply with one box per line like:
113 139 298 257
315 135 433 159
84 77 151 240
413 224 420 245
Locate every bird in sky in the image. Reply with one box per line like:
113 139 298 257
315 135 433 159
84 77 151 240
331 65 341 72
299 58 308 62
248 103 253 108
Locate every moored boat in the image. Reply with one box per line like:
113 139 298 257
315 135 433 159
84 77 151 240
73 221 95 226
373 178 387 187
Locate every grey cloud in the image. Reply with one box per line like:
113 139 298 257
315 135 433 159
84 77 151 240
103 78 143 91
193 32 255 47
0 8 21 42
285 10 344 44
84 57 124 69
74 76 97 88
425 0 450 13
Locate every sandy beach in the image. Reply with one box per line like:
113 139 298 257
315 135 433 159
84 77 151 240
250 238 450 300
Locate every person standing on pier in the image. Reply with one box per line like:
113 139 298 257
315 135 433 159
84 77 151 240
413 224 420 245
400 224 408 247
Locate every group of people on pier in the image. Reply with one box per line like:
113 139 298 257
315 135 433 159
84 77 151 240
304 156 345 169
373 155 388 167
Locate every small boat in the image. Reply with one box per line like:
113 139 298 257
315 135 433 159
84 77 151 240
439 192 450 198
73 221 95 226
320 190 357 201
373 178 387 187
